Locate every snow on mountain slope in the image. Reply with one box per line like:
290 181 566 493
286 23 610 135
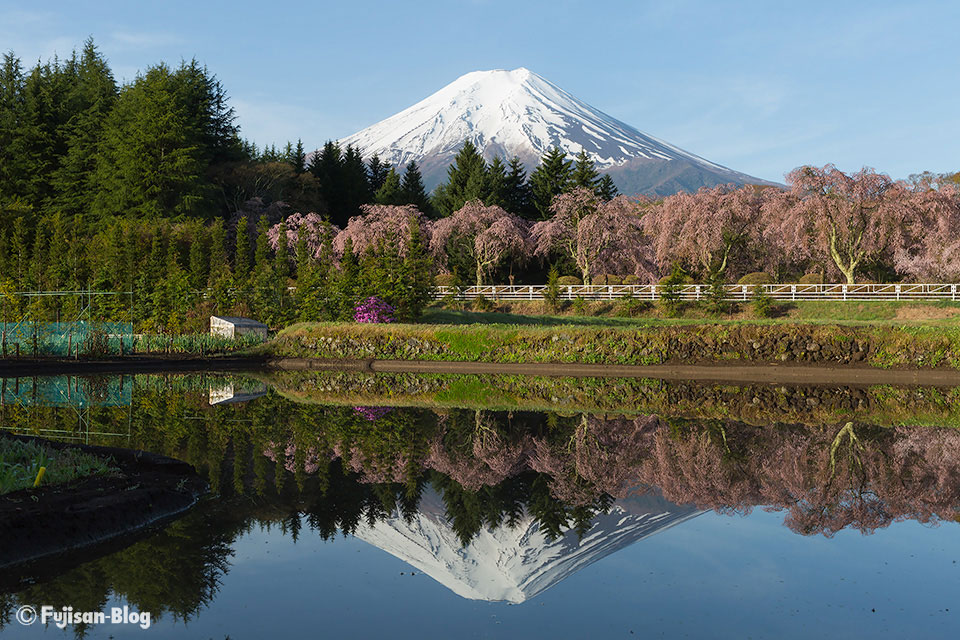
352 488 702 603
337 68 768 194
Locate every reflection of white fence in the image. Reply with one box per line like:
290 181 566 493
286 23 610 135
435 284 960 302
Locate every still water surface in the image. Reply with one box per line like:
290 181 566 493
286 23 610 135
1 373 958 638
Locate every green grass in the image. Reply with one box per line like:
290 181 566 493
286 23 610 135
0 438 117 495
270 316 960 370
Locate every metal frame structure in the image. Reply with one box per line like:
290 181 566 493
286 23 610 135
0 289 134 357
434 283 960 302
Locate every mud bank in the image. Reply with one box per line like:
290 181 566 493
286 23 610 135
0 433 207 583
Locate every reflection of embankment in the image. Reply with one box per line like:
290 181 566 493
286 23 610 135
264 370 960 428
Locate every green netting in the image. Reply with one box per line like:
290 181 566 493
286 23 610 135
0 321 134 356
0 374 133 407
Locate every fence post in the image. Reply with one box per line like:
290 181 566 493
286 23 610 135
842 285 847 301
896 284 900 301
695 285 701 301
953 284 957 302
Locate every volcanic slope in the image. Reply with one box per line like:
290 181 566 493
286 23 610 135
337 67 772 195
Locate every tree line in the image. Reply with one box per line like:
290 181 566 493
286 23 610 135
0 39 617 232
3 40 960 335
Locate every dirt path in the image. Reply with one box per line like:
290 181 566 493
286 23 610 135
0 355 265 377
270 357 960 388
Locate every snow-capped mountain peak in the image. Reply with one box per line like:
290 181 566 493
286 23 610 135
337 67 767 194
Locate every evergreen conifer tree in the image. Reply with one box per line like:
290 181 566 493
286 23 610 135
572 150 600 191
596 174 619 201
342 144 372 217
207 218 233 314
397 220 434 321
485 156 508 208
310 141 345 223
233 216 251 286
433 140 488 216
9 218 28 288
92 63 206 219
0 53 28 204
530 146 572 218
375 168 403 205
51 39 118 218
367 154 389 192
46 214 69 291
291 139 306 175
400 161 432 215
503 156 534 218
188 222 208 290
0 229 7 279
28 218 48 290
335 237 360 321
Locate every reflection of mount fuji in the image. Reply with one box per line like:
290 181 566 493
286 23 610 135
353 488 702 603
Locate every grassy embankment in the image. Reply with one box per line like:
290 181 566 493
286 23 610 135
422 299 960 328
0 437 117 494
263 300 960 370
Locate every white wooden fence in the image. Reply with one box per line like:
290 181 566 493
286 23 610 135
434 283 960 302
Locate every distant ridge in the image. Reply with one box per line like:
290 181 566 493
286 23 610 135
337 68 774 195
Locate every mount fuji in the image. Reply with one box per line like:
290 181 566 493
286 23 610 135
352 488 703 603
337 67 771 196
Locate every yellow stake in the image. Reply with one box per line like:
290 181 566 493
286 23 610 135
33 466 46 487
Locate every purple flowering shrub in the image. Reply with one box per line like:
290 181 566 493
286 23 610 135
354 296 396 323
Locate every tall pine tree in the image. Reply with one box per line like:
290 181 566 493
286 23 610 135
596 174 618 201
529 146 572 218
400 161 432 215
572 150 600 191
432 140 488 216
375 168 403 205
503 156 533 218
367 154 389 192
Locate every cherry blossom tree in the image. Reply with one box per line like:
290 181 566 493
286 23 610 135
268 212 336 260
772 165 896 284
643 184 764 279
429 200 531 285
531 188 654 284
889 183 960 281
333 203 432 258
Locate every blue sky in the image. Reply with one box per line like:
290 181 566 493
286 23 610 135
1 0 957 183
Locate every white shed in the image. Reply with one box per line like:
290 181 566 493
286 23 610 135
210 316 268 339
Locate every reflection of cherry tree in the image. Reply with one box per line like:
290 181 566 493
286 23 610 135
264 440 322 474
427 411 532 491
257 405 960 537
